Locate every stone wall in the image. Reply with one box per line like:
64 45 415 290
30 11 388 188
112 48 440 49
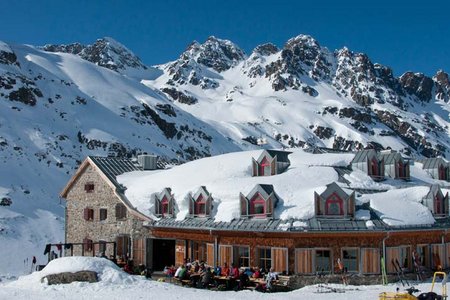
65 163 148 259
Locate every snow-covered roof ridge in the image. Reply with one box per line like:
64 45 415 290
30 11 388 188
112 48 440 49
117 149 444 227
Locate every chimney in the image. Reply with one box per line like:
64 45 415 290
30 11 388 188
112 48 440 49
138 154 158 170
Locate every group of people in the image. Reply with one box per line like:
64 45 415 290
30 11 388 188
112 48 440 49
168 259 279 292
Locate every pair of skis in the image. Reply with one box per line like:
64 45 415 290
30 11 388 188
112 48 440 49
392 258 409 286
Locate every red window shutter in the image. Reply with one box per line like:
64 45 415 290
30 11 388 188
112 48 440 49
84 208 89 220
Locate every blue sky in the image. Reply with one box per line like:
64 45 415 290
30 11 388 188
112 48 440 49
1 0 449 76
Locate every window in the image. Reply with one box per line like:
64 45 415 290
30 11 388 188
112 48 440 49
259 157 271 176
342 248 359 272
435 196 443 215
84 183 95 193
315 249 332 273
325 194 343 215
99 240 106 254
83 208 94 221
195 195 206 216
258 248 272 271
192 242 207 262
234 246 250 268
161 197 169 216
99 208 107 221
116 235 130 260
83 238 93 252
399 246 411 270
115 204 127 220
250 194 266 216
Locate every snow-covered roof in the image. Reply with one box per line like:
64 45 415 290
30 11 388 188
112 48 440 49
116 149 448 228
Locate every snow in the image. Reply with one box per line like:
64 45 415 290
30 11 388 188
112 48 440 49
118 149 442 227
360 186 434 226
0 256 447 300
118 149 354 222
0 41 12 53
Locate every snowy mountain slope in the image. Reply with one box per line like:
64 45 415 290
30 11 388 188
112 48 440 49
0 40 241 276
1 34 449 276
147 35 450 157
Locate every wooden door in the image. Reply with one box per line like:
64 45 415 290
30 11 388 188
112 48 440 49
361 248 380 274
175 240 185 267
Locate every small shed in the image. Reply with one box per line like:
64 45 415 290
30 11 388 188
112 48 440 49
188 186 213 217
421 157 449 181
240 184 279 218
252 150 292 176
422 184 449 217
314 182 355 218
378 150 410 180
351 149 385 180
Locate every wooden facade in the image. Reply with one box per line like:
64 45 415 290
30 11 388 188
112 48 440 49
149 227 450 275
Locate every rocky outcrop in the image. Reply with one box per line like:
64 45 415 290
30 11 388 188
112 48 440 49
399 72 433 102
161 87 198 105
42 38 147 72
434 70 450 102
42 271 98 285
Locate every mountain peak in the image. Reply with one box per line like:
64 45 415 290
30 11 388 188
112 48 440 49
183 36 246 72
42 37 147 73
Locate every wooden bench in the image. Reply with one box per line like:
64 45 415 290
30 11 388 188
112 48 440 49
173 277 192 286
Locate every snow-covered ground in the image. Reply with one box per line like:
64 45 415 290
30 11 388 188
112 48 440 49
0 257 446 300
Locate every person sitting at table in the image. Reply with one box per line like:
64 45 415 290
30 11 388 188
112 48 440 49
221 262 230 277
229 263 239 279
244 267 254 277
174 264 183 278
201 267 214 288
252 266 261 279
265 267 279 292
238 269 250 290
175 264 189 280
214 263 222 276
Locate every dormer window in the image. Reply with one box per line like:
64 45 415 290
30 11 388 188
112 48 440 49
195 195 206 215
439 165 446 180
240 184 278 219
161 197 169 216
250 194 266 216
252 150 292 177
315 182 355 218
259 157 270 176
154 188 175 217
423 185 449 217
325 193 344 215
189 186 212 217
435 196 443 215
